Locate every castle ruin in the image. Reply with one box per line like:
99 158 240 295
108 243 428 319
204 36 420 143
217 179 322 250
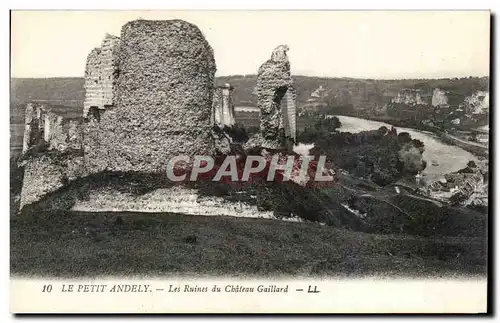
212 83 236 127
256 45 297 150
17 20 299 216
83 34 121 119
22 103 83 154
280 88 297 142
82 20 217 174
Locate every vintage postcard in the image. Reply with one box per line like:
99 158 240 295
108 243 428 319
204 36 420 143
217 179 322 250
10 10 490 314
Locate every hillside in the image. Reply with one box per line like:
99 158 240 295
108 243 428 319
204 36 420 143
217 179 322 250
9 76 489 158
10 76 488 279
11 76 489 110
11 211 486 278
11 77 85 107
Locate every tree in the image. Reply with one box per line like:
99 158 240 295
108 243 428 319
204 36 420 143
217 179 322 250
296 116 426 186
467 160 477 168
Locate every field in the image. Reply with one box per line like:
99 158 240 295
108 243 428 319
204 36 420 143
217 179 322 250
11 211 487 278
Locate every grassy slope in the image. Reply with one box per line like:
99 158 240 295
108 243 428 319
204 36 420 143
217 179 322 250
11 211 486 278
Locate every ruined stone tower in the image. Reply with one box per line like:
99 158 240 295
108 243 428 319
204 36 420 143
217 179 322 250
256 45 297 150
281 88 297 142
83 34 121 119
213 83 235 127
22 103 36 154
84 19 217 173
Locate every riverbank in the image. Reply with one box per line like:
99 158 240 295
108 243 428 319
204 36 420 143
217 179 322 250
335 113 489 159
439 133 489 159
335 115 479 183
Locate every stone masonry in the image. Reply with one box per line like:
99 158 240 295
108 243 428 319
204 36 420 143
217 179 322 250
22 103 36 154
212 83 236 128
84 19 217 173
256 45 297 150
83 34 121 118
281 88 297 142
19 19 218 211
18 21 301 216
22 103 83 155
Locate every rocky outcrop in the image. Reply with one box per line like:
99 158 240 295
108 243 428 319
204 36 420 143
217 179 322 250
84 19 217 173
256 45 297 150
391 89 427 106
431 88 449 107
463 91 489 115
71 186 279 219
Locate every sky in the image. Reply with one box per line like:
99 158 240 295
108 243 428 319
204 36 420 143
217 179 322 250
11 10 490 79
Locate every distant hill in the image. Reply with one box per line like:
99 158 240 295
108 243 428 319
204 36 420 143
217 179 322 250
11 76 489 111
219 75 489 112
11 77 85 107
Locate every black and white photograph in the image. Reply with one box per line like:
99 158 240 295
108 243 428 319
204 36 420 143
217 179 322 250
9 9 491 313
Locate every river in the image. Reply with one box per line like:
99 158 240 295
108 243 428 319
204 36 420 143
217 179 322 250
335 115 479 183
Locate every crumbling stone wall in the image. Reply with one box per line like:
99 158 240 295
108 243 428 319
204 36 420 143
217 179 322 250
19 101 85 211
212 83 242 154
281 88 297 142
22 103 83 154
19 19 220 213
256 45 297 150
22 103 38 154
19 154 86 210
45 113 64 150
101 34 121 106
84 19 217 173
212 84 235 127
83 34 121 118
46 115 83 152
23 103 55 154
83 48 102 117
